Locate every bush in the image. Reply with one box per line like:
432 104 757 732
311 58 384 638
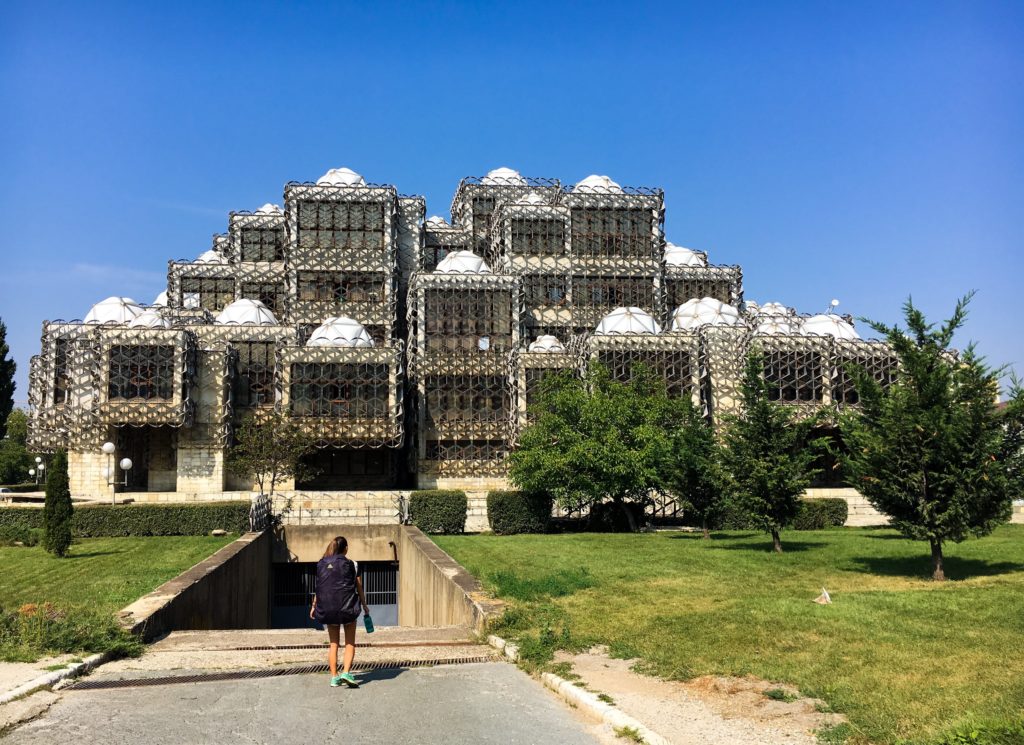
487 490 552 534
409 490 467 534
0 602 143 663
0 525 41 547
43 450 72 557
0 483 42 493
929 716 1024 745
793 498 849 530
0 502 250 537
588 501 647 532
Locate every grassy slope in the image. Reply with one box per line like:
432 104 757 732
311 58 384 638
0 535 236 613
434 526 1024 745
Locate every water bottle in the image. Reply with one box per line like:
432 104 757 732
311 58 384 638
363 613 375 634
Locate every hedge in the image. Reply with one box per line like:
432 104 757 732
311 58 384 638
409 490 467 534
0 502 250 537
487 491 552 534
0 483 43 493
792 498 848 530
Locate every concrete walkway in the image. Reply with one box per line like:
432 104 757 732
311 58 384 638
6 662 605 744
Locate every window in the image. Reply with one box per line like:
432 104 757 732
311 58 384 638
424 375 508 423
240 228 284 262
571 208 654 258
596 350 693 398
296 200 385 252
833 352 897 405
297 272 383 304
234 341 275 408
423 289 513 351
510 218 565 256
425 439 505 461
764 350 823 403
53 338 69 405
108 345 175 400
574 276 654 308
180 277 235 312
290 363 389 418
523 275 567 308
239 282 284 316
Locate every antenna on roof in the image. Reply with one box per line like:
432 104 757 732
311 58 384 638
827 299 840 314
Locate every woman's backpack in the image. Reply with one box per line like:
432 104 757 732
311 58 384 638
314 555 362 625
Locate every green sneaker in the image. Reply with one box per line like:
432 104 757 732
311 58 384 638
330 675 344 687
338 672 359 688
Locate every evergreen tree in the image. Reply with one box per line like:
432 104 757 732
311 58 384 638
510 363 681 531
43 450 73 557
664 399 726 538
722 350 822 552
0 319 16 441
840 295 1017 580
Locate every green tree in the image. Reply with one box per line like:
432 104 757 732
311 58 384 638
509 363 681 531
722 351 822 552
664 399 726 538
43 450 73 557
227 411 315 499
0 319 15 441
840 295 1018 580
6 409 28 446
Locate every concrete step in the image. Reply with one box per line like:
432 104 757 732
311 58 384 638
96 626 497 676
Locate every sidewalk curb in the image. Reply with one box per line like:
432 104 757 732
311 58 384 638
0 652 109 705
487 635 669 745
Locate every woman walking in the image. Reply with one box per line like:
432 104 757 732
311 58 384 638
310 536 370 688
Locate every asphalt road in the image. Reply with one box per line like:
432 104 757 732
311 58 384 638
7 663 603 745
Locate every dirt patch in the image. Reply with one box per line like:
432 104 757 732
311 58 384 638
554 647 846 745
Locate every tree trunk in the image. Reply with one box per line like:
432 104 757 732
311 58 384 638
702 520 711 540
771 528 783 553
622 501 639 532
930 538 946 581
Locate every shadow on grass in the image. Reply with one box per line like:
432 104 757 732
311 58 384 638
851 555 1024 580
66 551 123 559
703 539 829 553
667 532 761 541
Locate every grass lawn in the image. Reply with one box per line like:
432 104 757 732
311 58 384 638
433 526 1024 745
0 535 236 614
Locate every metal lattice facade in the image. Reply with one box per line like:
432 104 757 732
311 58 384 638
28 167 895 496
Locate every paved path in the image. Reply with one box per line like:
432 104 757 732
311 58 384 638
6 662 604 744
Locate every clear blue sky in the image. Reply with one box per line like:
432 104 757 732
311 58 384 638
2 1 1022 404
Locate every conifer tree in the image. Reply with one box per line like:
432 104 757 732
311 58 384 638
0 319 16 441
43 449 73 557
722 351 822 552
665 399 726 538
841 295 1017 580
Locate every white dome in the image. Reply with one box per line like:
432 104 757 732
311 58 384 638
306 317 375 348
317 167 366 187
482 167 526 186
129 309 171 329
671 298 742 331
435 250 491 275
194 249 224 264
756 302 792 316
595 307 661 335
515 192 547 205
255 203 283 215
753 317 794 335
84 297 145 325
152 291 168 307
801 314 860 340
664 243 707 267
215 299 278 326
425 215 449 226
574 174 623 194
528 335 566 353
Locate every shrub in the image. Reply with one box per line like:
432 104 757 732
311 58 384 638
929 716 1024 745
588 501 647 532
0 525 41 547
0 483 43 493
43 450 73 557
409 490 467 534
793 498 848 530
487 490 552 535
0 502 249 537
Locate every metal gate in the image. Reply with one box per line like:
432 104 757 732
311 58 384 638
271 561 398 629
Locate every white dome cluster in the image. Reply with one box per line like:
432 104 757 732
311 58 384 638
528 335 566 353
435 250 491 275
801 314 860 340
515 192 547 205
215 299 278 326
317 167 366 187
306 317 375 348
151 291 169 307
574 174 623 194
671 298 741 331
482 167 527 186
255 203 283 215
194 249 224 264
595 307 661 335
425 215 449 227
84 297 144 325
129 309 171 329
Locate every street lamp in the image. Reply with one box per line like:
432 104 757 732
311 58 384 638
101 442 132 505
28 468 36 484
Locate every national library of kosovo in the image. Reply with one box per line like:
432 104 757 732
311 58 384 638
27 167 894 517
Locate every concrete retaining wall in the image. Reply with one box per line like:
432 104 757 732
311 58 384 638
119 531 271 641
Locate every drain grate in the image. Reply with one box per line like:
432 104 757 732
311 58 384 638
230 640 475 651
68 656 498 690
